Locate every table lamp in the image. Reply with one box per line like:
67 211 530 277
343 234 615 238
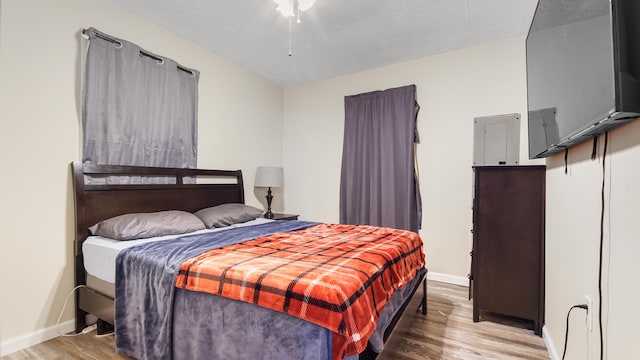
254 166 284 219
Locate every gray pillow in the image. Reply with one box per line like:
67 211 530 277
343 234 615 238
194 203 263 228
89 210 206 241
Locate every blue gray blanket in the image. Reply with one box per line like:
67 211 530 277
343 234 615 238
115 220 318 360
114 220 425 360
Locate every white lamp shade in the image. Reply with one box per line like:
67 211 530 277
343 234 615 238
255 166 284 188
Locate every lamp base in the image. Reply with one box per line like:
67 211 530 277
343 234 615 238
265 187 274 219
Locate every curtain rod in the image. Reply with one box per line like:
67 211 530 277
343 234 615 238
81 29 195 76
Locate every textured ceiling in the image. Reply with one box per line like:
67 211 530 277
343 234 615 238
106 0 539 87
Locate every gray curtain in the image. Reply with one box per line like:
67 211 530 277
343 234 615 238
82 28 199 175
339 85 422 233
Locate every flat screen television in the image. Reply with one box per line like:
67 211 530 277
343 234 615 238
526 0 640 158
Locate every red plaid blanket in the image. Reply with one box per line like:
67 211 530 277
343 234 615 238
175 223 425 359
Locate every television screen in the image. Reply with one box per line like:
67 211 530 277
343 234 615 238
526 0 640 158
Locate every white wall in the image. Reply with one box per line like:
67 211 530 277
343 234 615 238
282 36 541 280
0 0 283 354
545 120 640 359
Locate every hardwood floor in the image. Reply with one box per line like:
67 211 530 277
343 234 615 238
380 281 549 360
2 281 548 360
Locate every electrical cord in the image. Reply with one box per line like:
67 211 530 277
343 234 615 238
56 285 88 337
561 132 608 360
598 131 608 360
56 284 115 338
562 304 588 360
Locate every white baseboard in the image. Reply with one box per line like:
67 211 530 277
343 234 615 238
427 271 469 287
543 325 560 360
0 320 75 357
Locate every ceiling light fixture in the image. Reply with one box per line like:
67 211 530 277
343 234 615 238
273 0 316 56
274 0 316 22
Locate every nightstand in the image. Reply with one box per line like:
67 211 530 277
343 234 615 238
266 213 299 221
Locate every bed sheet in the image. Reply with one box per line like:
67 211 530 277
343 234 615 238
82 217 273 283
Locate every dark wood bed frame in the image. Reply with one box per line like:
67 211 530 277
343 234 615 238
71 161 427 359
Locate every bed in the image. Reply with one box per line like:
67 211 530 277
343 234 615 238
71 161 427 359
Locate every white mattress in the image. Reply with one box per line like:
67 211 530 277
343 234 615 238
83 218 273 284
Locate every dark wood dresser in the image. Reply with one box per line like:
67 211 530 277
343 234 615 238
471 165 545 335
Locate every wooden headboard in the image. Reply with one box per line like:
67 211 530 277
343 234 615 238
71 161 245 332
71 161 245 256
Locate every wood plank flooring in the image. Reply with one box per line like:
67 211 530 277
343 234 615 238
2 281 548 359
380 281 549 359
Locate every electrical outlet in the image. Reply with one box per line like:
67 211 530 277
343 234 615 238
585 295 593 332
